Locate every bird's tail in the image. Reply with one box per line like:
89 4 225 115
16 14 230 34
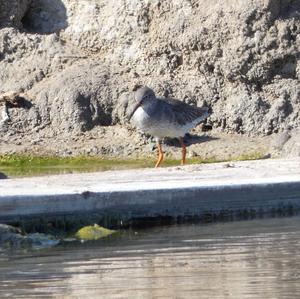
194 106 211 125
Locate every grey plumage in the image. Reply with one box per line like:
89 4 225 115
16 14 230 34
155 97 209 126
129 86 210 167
130 86 210 138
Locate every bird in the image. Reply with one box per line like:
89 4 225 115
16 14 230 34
129 86 210 167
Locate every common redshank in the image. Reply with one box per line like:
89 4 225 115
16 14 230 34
129 86 210 167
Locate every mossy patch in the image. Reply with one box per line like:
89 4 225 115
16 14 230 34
0 155 153 177
233 152 268 161
0 154 202 177
0 152 268 177
75 224 116 241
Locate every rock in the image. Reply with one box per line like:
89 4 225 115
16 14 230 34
0 91 32 109
188 151 198 158
0 224 21 235
32 61 130 133
26 232 60 248
0 0 300 155
271 131 291 150
0 224 25 248
0 0 32 28
75 224 116 241
281 129 300 157
0 223 59 250
0 172 8 179
21 0 68 34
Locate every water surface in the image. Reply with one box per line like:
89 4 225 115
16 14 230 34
1 217 300 298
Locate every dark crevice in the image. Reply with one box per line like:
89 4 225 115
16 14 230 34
21 0 68 34
269 55 297 80
279 0 300 20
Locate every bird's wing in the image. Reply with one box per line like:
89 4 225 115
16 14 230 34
160 98 209 125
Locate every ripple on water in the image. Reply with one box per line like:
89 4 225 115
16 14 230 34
1 217 300 298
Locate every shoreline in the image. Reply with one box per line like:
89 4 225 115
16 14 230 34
0 152 268 178
0 128 279 178
0 127 274 159
1 158 300 230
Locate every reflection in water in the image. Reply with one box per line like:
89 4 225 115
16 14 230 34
1 217 300 298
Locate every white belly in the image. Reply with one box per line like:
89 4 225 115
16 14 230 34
131 107 195 138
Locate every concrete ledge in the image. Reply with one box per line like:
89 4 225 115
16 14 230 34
1 158 300 224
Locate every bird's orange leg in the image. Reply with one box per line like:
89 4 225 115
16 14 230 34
179 137 186 165
155 141 164 168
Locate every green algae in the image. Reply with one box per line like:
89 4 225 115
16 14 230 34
0 154 189 177
75 224 116 241
0 155 153 177
233 152 268 161
0 152 268 177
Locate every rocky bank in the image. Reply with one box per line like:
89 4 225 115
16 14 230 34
0 0 300 160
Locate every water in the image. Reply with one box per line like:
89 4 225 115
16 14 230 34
1 216 300 298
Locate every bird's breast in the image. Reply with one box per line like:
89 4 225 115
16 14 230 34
131 107 151 130
131 106 181 138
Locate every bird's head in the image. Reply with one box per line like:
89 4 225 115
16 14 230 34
129 86 156 120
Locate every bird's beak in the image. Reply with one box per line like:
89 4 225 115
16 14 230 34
128 101 142 120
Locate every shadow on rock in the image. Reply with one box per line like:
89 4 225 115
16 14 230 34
164 134 219 147
22 0 68 34
0 172 8 179
6 95 33 109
